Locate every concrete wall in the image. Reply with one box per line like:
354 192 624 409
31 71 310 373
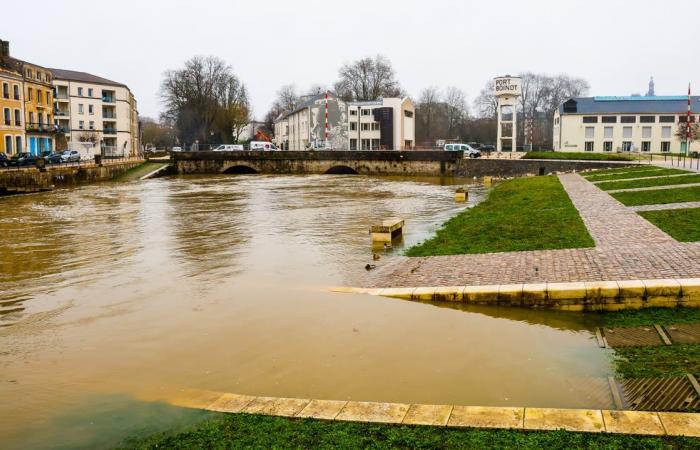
0 160 143 195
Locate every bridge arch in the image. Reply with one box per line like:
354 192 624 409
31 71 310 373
324 165 359 175
222 165 259 174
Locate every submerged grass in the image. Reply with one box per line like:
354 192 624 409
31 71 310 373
640 208 700 242
119 411 699 449
406 176 594 256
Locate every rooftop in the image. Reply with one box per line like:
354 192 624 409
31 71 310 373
49 68 128 88
560 96 700 115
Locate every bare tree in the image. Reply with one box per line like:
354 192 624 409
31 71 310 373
675 122 700 145
275 84 299 112
473 81 498 119
334 55 403 101
417 86 442 140
444 87 468 138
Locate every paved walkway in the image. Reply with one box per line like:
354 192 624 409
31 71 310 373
631 202 700 212
591 173 696 184
362 174 700 288
608 182 700 193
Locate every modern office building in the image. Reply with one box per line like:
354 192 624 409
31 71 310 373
0 40 24 155
347 97 415 150
51 68 140 156
553 96 700 154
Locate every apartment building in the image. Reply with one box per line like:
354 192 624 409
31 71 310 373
0 40 24 155
281 92 348 150
272 113 289 150
51 68 139 156
553 96 700 154
347 97 415 150
23 62 55 154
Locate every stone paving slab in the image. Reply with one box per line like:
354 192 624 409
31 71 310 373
447 406 524 429
524 407 605 433
658 412 700 437
242 396 310 417
402 404 453 426
207 393 256 413
602 410 666 435
297 399 348 420
608 182 700 193
631 202 700 212
335 401 410 423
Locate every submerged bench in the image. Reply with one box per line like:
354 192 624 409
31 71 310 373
370 218 404 242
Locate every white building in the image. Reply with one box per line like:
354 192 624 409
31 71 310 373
272 113 289 150
347 97 415 150
553 96 700 154
51 69 139 157
281 92 348 150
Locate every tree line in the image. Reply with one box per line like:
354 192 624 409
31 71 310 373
150 54 589 149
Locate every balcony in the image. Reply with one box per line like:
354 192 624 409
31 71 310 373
54 110 69 117
55 93 69 101
102 111 117 119
103 127 117 135
26 122 57 133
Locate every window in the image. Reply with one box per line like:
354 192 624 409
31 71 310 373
641 141 651 152
604 126 613 139
78 87 83 96
88 88 93 97
662 126 671 138
26 69 33 78
361 123 370 131
622 141 633 152
371 138 380 149
604 141 613 152
15 136 22 152
29 112 34 124
37 90 42 104
2 82 8 98
585 141 594 152
89 121 94 130
623 126 632 138
79 120 84 129
3 108 10 126
585 127 595 139
404 110 413 118
349 138 357 150
371 123 380 131
601 116 617 123
349 109 357 116
640 116 656 123
88 105 94 115
679 115 696 123
642 126 652 139
14 109 20 126
5 135 12 153
37 71 42 82
361 109 371 116
660 116 675 123
661 141 670 152
582 116 598 123
349 122 357 131
27 88 33 101
361 138 371 150
621 116 636 123
13 84 19 100
78 104 84 114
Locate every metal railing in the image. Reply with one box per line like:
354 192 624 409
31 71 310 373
102 96 115 103
0 155 145 171
25 123 57 133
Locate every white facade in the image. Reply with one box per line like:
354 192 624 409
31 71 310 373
554 96 700 154
494 76 521 152
347 97 415 150
52 69 139 157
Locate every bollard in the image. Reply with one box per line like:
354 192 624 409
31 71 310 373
454 188 467 202
483 176 492 186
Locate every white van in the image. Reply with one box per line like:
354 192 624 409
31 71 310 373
213 144 244 151
444 143 481 158
250 141 278 151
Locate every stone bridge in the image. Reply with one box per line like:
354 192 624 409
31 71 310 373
172 150 465 176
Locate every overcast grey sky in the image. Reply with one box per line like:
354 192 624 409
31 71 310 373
4 0 698 119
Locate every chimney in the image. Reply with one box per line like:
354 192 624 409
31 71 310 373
0 39 9 58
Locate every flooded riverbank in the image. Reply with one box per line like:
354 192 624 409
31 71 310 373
0 174 611 449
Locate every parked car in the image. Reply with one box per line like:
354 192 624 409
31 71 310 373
479 144 495 153
250 141 279 151
43 151 63 164
0 152 8 167
171 146 182 152
9 152 38 167
60 150 81 163
213 144 245 151
443 143 481 158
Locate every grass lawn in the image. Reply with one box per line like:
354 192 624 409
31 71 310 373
640 208 700 242
405 176 594 256
600 308 700 380
113 162 169 182
522 151 634 161
585 168 690 182
119 411 699 449
611 186 700 206
597 174 700 191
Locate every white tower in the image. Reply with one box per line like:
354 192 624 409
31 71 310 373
494 76 522 152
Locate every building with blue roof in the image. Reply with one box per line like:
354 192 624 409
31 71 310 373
553 96 699 154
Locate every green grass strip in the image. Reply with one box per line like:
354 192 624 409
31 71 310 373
523 151 634 161
597 174 700 191
612 345 700 379
406 176 594 256
602 307 700 328
639 207 700 242
585 168 690 182
118 412 699 449
612 186 700 206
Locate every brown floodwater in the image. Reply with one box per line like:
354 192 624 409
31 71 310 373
0 174 612 449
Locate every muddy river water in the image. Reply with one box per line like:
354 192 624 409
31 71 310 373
0 174 612 449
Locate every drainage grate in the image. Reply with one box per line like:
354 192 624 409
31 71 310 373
618 376 700 411
664 323 700 345
601 327 664 348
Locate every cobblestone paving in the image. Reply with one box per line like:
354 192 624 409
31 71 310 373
631 202 700 212
608 183 700 193
362 174 700 288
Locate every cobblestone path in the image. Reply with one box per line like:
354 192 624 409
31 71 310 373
362 174 700 288
631 202 700 212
